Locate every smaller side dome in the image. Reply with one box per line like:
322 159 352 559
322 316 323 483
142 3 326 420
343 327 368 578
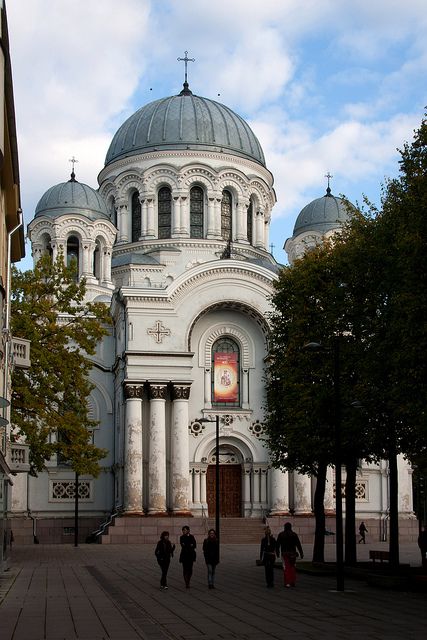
293 188 354 237
35 173 110 221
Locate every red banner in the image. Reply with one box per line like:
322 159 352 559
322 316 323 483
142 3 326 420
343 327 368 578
214 353 238 402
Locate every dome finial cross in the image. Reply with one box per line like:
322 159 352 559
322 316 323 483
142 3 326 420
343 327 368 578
325 171 333 195
69 156 79 181
177 51 195 85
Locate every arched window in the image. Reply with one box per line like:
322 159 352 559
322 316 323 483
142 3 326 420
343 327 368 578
41 233 53 258
247 201 253 244
190 186 204 238
67 236 80 279
158 186 172 238
131 192 141 242
212 337 240 407
221 190 232 241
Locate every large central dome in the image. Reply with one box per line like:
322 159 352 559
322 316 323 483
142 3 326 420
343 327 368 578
105 85 265 166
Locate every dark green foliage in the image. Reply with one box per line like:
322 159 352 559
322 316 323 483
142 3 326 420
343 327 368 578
11 253 111 476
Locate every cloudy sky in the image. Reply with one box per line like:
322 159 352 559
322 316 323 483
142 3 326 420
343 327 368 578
7 0 427 268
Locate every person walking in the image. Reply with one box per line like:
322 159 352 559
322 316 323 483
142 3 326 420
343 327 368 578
358 521 368 544
260 526 276 588
418 526 427 571
179 525 197 588
203 529 220 589
276 522 304 588
155 531 175 590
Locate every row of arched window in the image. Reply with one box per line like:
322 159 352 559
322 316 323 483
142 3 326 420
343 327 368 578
129 187 254 243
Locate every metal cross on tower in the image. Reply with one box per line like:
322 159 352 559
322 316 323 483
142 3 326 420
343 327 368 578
325 171 333 190
177 51 195 84
69 156 79 181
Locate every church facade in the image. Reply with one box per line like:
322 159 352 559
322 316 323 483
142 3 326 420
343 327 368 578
11 78 414 542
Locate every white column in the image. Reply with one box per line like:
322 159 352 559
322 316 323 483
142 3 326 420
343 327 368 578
141 199 148 237
324 466 335 513
255 210 264 248
242 369 249 408
236 202 246 241
207 197 216 238
398 454 413 514
204 368 212 407
123 385 144 514
264 216 270 251
117 201 129 243
193 470 201 503
170 384 191 514
253 467 261 503
270 467 290 515
181 196 190 236
214 198 222 237
147 198 155 237
200 467 207 504
102 249 112 285
172 196 181 236
260 468 268 505
244 466 251 503
293 472 312 514
148 384 167 514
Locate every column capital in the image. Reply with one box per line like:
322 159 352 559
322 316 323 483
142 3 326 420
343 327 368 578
149 383 168 400
171 383 191 400
124 384 144 399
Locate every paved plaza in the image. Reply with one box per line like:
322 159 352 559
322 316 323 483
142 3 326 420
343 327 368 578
0 541 426 640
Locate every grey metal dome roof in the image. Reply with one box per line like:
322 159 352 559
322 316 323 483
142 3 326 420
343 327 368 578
105 84 265 166
293 188 354 236
35 174 110 221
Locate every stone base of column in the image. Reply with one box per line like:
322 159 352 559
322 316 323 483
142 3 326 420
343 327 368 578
146 511 169 517
268 511 291 517
122 511 145 517
170 510 193 517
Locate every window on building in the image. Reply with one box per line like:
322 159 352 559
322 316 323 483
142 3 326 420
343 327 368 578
212 337 240 407
67 236 80 279
221 190 232 241
158 186 172 238
190 186 204 238
131 191 141 242
247 201 253 244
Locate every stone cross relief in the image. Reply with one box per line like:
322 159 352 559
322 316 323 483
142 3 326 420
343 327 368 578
147 320 171 343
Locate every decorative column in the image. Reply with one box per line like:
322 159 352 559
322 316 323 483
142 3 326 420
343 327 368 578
147 383 168 515
242 369 249 409
243 465 252 516
146 198 155 237
269 467 290 515
200 465 207 505
181 196 189 236
214 197 222 237
204 368 212 408
260 467 268 505
102 249 112 285
293 472 312 514
140 198 147 237
235 201 247 242
324 466 335 513
207 197 216 238
170 384 192 515
123 384 144 514
172 196 181 236
255 210 264 248
117 200 129 243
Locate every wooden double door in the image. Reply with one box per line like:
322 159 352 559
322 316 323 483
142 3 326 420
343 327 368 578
207 464 242 517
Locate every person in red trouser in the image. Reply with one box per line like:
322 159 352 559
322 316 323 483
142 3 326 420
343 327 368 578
275 522 304 588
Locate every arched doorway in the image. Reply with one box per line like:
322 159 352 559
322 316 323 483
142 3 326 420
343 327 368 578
206 445 242 517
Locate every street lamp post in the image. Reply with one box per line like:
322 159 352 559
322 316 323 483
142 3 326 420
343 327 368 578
304 338 344 591
199 415 221 554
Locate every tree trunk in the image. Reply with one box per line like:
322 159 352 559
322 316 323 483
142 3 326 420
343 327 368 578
312 461 327 563
344 457 357 565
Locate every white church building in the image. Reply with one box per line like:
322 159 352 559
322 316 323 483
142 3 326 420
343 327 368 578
10 75 415 543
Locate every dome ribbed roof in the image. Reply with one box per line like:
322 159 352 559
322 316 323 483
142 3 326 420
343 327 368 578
105 89 265 166
35 175 110 221
293 189 354 236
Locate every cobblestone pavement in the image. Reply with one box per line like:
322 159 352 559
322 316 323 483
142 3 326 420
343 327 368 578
0 542 425 640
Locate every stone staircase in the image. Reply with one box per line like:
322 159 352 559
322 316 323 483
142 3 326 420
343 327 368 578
206 517 266 544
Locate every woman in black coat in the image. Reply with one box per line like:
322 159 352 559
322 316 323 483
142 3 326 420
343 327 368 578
155 531 175 590
179 525 197 588
203 529 219 589
260 526 276 588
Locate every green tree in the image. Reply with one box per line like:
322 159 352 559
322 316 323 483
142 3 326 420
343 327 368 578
11 253 111 476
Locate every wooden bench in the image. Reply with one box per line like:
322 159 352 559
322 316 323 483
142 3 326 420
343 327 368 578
369 550 390 563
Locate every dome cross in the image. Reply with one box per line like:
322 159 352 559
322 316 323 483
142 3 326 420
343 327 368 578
325 171 333 195
177 51 195 84
69 156 79 181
